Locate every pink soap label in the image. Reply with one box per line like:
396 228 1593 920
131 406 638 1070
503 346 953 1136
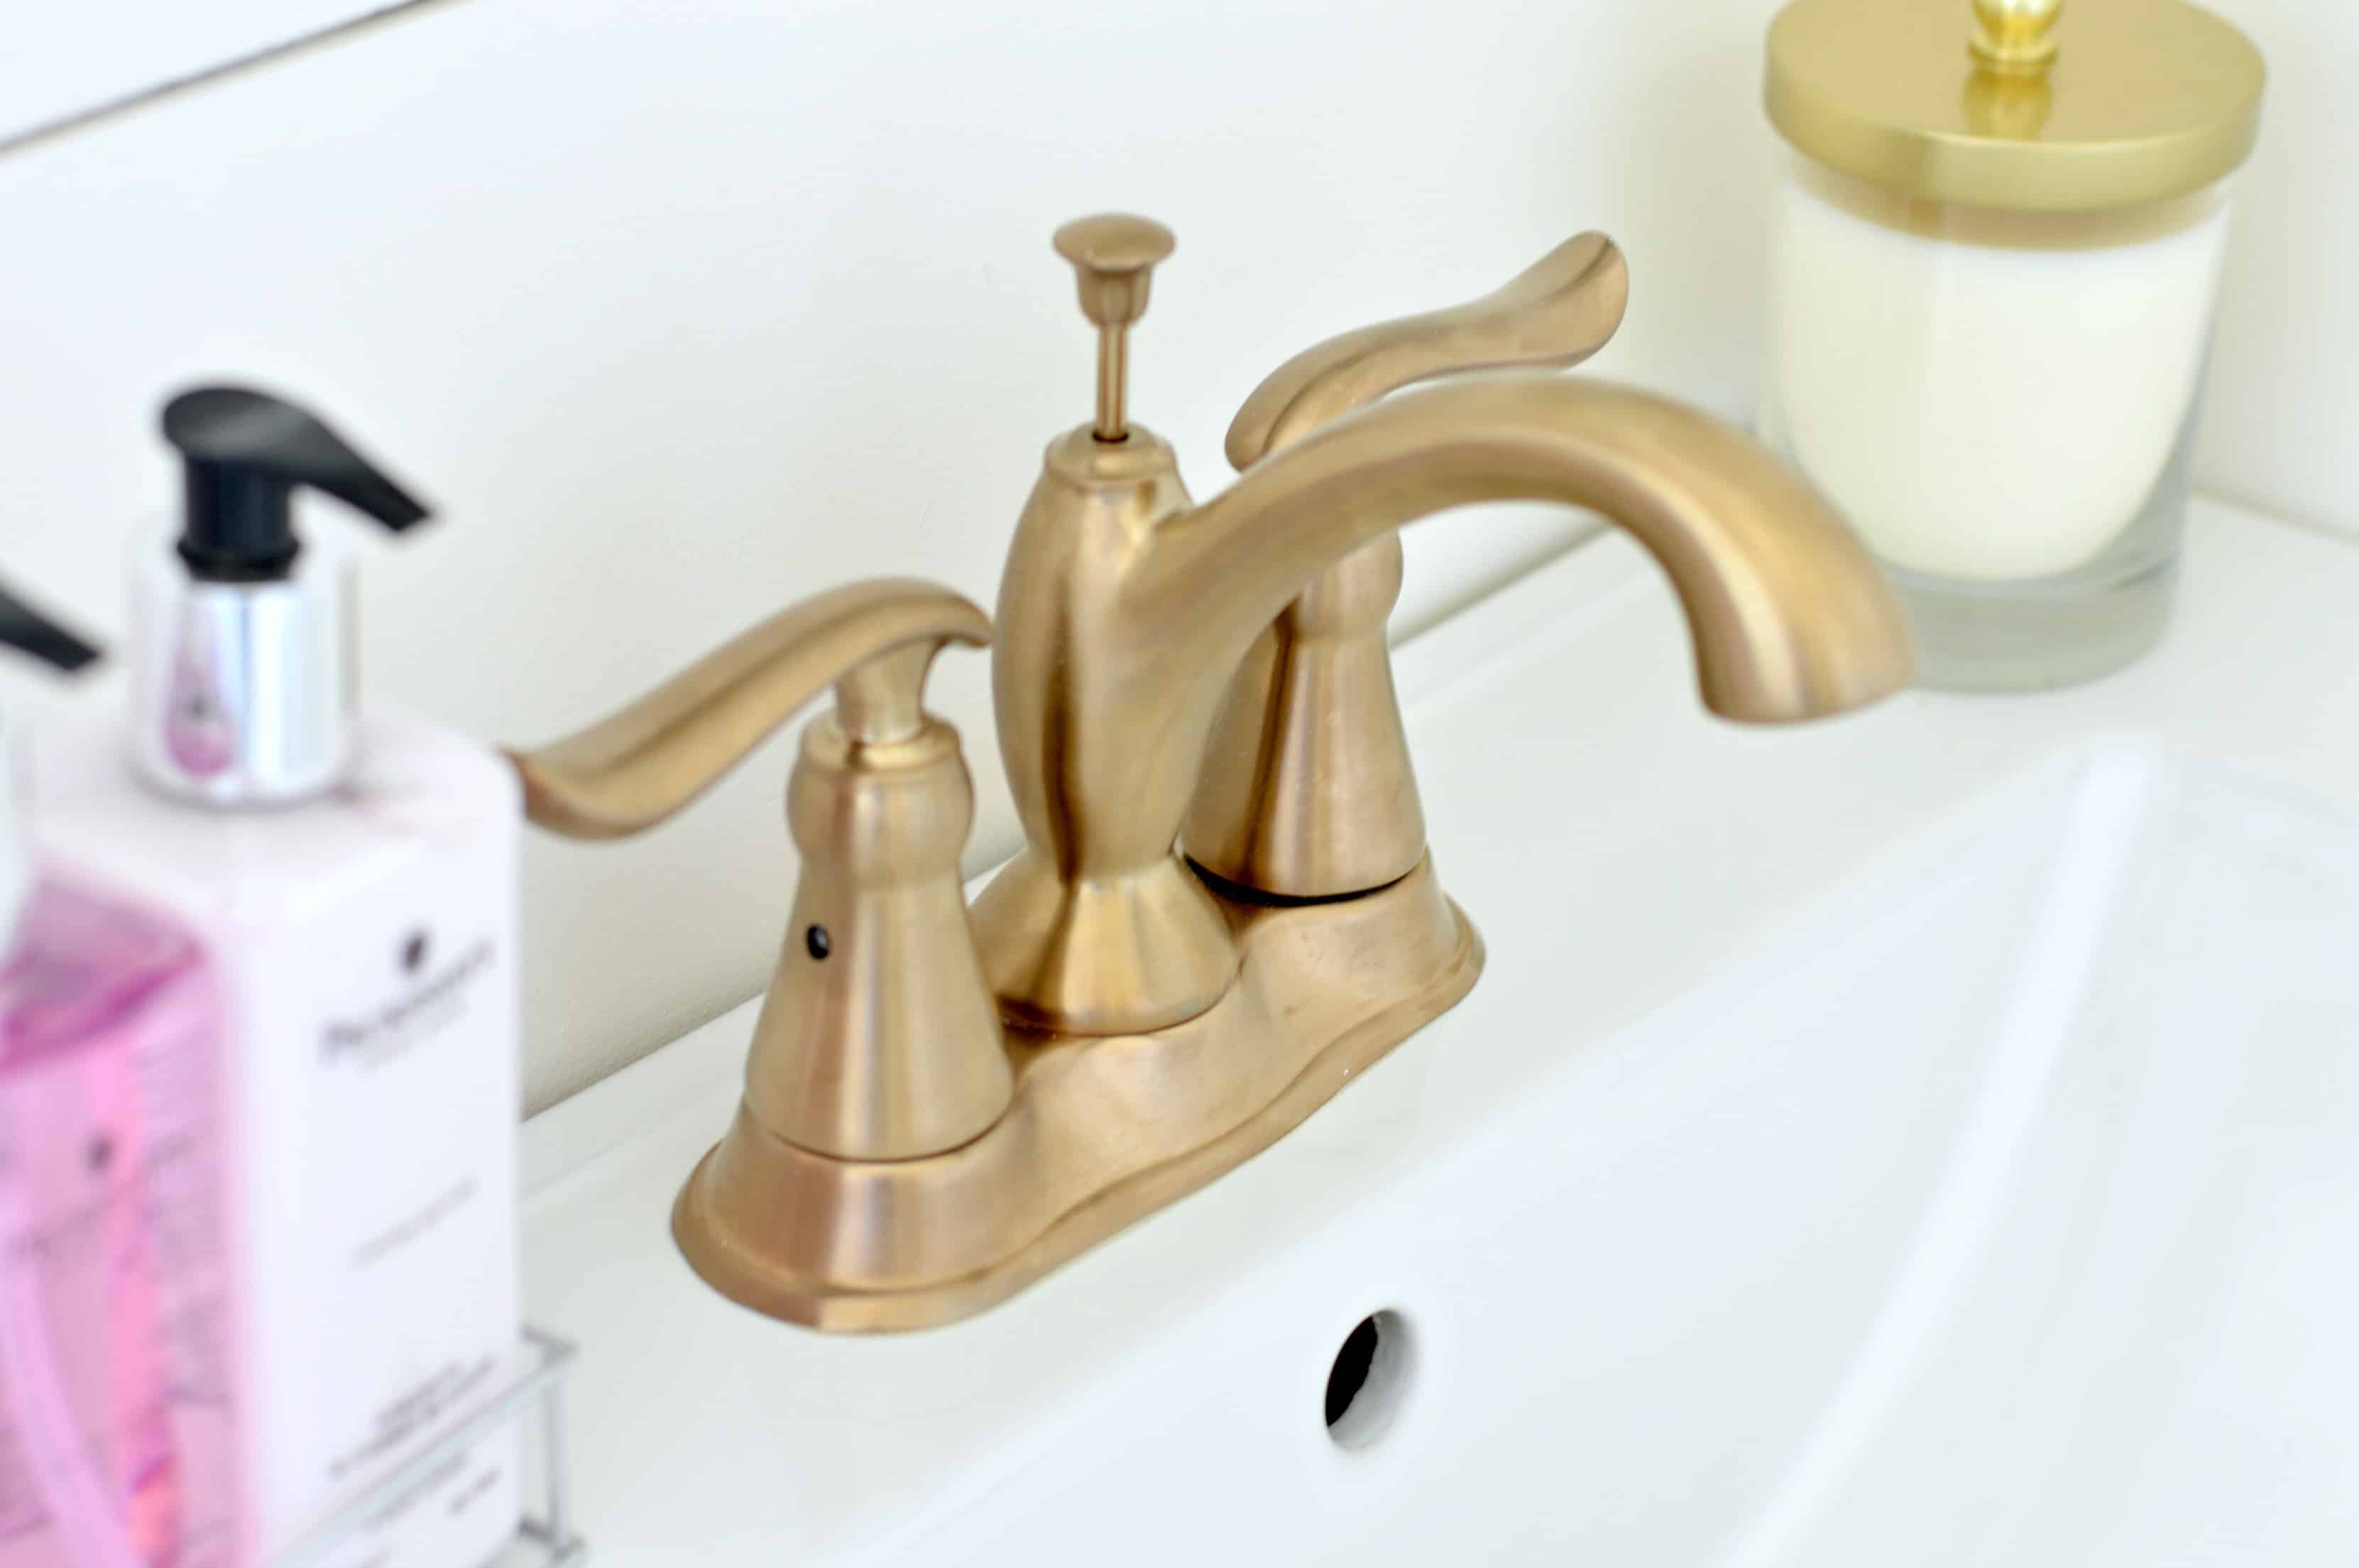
0 877 241 1568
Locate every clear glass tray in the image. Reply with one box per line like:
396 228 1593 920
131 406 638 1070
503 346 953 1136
272 1325 588 1568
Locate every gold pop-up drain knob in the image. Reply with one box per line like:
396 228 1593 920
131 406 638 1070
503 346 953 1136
1052 213 1175 442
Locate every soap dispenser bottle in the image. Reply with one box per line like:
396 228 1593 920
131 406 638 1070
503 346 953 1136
34 388 522 1568
0 586 242 1568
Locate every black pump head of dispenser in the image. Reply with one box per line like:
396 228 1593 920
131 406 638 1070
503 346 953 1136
0 577 99 941
0 581 99 674
141 385 432 806
161 386 429 582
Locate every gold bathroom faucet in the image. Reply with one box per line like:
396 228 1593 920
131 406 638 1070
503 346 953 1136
512 214 1915 1331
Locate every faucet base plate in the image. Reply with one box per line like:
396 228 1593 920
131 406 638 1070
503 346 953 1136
672 853 1481 1332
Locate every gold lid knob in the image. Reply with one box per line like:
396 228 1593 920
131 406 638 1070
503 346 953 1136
1052 214 1175 442
1970 0 2062 69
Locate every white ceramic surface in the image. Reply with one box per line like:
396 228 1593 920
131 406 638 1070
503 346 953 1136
520 496 2359 1565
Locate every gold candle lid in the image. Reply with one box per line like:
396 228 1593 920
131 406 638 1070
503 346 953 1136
1765 0 2264 211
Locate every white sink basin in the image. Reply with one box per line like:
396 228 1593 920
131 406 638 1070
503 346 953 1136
1703 744 2359 1567
520 499 2359 1567
830 743 2359 1567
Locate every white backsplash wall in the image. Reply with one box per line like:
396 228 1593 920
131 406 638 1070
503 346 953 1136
0 0 2336 1109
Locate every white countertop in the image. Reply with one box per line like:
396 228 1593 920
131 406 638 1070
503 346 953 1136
520 497 2359 1566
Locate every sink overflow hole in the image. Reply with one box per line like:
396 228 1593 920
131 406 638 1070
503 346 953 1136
1325 1309 1414 1449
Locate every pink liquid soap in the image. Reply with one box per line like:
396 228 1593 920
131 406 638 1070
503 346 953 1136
0 875 239 1568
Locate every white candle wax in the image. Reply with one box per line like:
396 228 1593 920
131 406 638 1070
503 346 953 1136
1763 160 2230 582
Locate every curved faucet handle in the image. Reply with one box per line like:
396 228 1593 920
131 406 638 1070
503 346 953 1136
1225 231 1629 469
508 577 991 840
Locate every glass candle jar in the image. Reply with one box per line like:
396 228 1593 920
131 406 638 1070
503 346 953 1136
1761 0 2264 690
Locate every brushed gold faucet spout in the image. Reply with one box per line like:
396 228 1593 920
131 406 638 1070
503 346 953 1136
1152 376 1913 725
978 370 1914 1037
